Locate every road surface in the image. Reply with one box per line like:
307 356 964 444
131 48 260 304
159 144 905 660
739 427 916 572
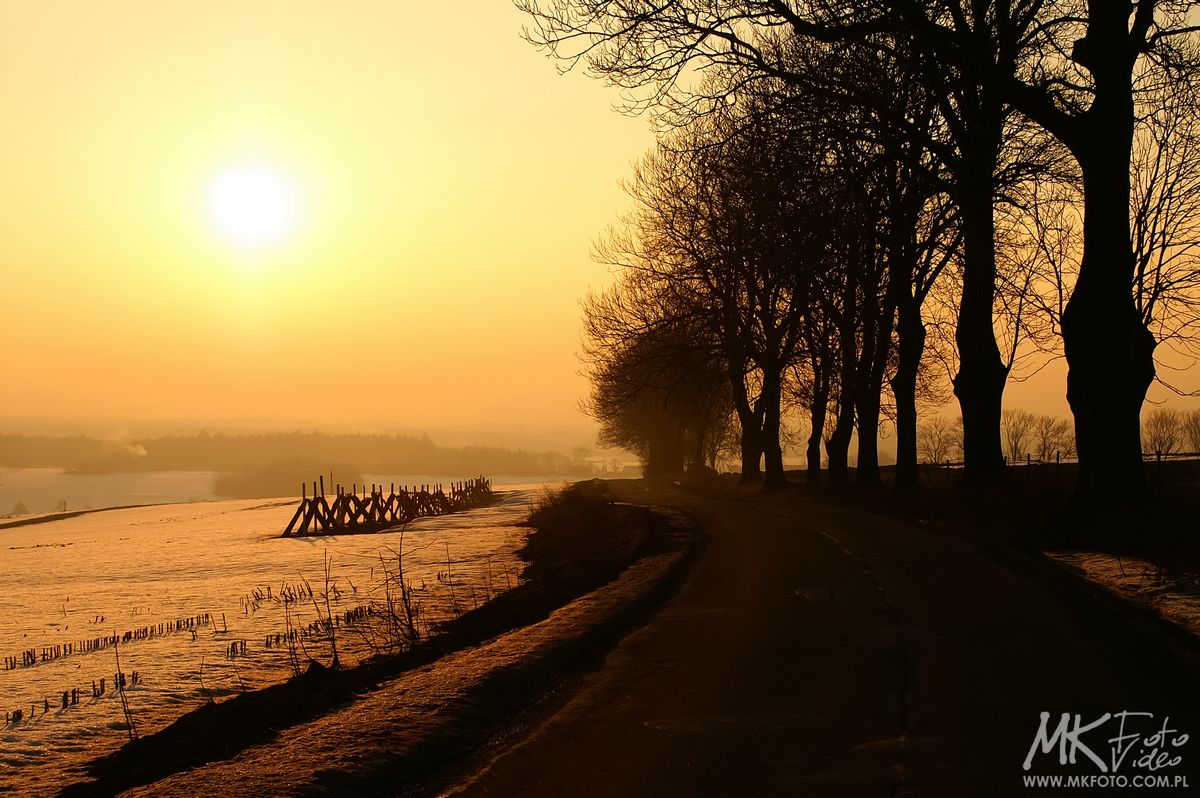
441 482 1200 797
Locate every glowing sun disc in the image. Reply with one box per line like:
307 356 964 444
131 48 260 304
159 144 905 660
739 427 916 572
208 166 296 247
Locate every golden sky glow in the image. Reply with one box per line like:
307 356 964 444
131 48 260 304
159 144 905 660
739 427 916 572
0 1 654 433
1 2 1193 443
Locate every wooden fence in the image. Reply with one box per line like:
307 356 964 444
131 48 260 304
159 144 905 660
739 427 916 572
919 451 1200 494
281 475 493 537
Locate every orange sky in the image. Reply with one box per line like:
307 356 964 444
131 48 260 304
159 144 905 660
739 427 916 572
0 2 654 435
0 2 1194 445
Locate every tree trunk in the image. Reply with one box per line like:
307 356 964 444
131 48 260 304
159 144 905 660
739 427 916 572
728 359 763 484
761 364 787 491
853 291 881 485
645 420 685 477
891 294 925 491
1061 40 1155 502
827 267 858 484
999 7 1159 505
826 391 854 484
807 367 829 486
738 419 763 484
952 136 1008 486
691 400 711 472
856 285 895 486
826 357 855 485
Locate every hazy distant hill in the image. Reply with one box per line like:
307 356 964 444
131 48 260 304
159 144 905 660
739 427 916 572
212 459 365 498
0 432 593 477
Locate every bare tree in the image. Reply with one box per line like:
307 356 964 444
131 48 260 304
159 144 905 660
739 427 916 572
917 416 953 465
1182 408 1200 453
1032 414 1075 461
1142 407 1184 455
1002 409 1037 464
795 299 839 485
581 271 732 476
593 85 830 488
1132 73 1200 384
1003 1 1200 501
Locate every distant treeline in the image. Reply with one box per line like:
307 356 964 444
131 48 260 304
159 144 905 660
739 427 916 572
212 460 365 499
0 432 594 478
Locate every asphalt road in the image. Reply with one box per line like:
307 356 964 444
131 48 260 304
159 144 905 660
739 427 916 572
444 482 1200 797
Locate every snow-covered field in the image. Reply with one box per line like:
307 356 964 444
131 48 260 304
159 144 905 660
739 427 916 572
0 467 221 516
0 489 538 791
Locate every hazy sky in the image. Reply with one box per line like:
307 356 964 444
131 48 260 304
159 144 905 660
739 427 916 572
1 2 653 433
1 2 1194 443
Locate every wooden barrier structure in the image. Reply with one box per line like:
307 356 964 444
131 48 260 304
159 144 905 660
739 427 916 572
281 475 493 537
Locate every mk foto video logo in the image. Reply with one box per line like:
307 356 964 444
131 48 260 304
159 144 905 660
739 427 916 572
1023 711 1190 790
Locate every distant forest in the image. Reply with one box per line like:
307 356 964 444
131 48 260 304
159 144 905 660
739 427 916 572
0 432 599 478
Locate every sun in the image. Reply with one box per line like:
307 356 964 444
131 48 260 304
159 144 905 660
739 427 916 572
208 166 297 248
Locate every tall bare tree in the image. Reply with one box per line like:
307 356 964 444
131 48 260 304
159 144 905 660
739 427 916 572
1002 409 1036 463
1142 406 1184 455
1032 414 1075 461
1001 0 1200 500
581 273 732 475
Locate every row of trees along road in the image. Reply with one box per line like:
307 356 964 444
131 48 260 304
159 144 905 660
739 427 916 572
520 0 1200 505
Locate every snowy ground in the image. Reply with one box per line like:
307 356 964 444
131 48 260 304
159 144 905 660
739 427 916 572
0 489 538 791
1046 551 1200 638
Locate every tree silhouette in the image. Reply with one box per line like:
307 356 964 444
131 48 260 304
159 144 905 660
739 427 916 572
581 271 731 476
1002 409 1036 464
1142 407 1184 455
1032 415 1075 461
520 0 1200 510
998 1 1200 500
1182 409 1200 453
918 416 954 466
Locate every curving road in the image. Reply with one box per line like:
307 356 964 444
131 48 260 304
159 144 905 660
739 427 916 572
443 481 1200 797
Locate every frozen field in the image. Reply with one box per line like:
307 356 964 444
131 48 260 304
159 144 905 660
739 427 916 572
0 488 539 791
